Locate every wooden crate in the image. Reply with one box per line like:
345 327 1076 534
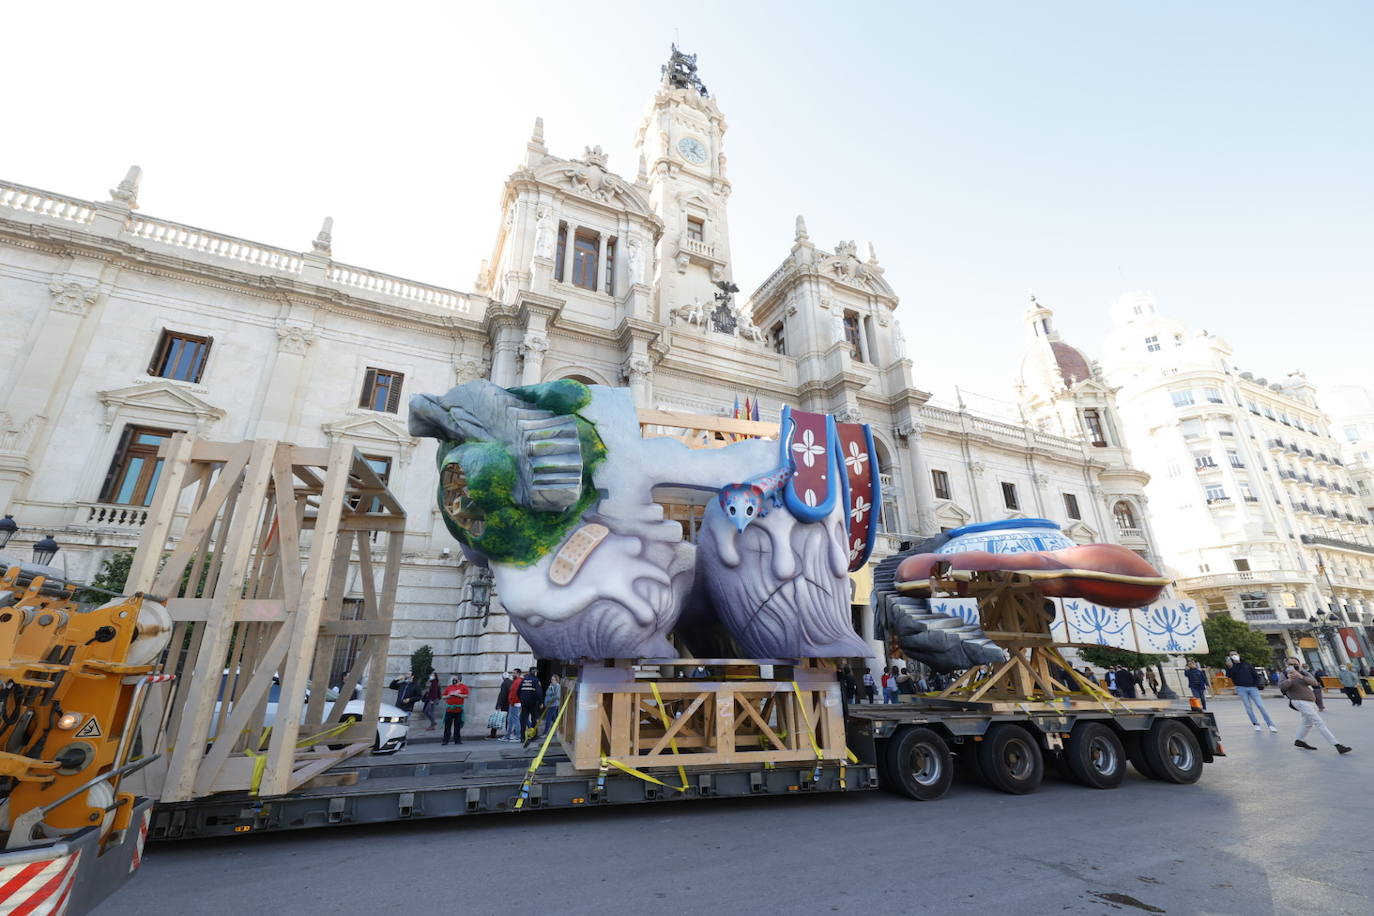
559 661 847 773
123 436 404 802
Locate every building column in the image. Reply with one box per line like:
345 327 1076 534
562 224 578 285
596 232 609 294
253 322 318 439
902 421 936 536
519 330 549 386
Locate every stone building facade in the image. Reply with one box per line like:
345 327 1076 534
1100 292 1374 669
0 50 1159 709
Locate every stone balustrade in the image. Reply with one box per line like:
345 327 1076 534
0 182 96 224
128 215 304 273
79 502 149 530
327 262 469 312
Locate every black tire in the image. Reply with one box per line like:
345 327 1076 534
976 724 1044 795
1139 719 1203 784
1123 731 1159 779
885 727 954 801
1063 722 1126 789
874 740 897 792
328 714 362 751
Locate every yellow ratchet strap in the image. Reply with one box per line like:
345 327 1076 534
600 755 688 792
790 680 825 782
649 681 690 792
246 720 354 795
515 684 574 810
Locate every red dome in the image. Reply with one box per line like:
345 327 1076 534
1051 341 1091 385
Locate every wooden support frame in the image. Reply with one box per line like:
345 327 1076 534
924 570 1172 712
124 435 405 802
561 660 846 773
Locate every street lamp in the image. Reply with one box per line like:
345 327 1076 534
32 534 59 566
1307 612 1340 671
463 565 494 624
0 515 17 550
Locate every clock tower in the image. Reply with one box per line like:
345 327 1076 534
634 45 734 326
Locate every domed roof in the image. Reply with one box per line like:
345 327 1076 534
1051 340 1091 385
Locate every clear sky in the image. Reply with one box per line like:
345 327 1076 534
5 1 1370 409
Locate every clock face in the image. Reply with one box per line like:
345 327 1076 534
677 136 708 165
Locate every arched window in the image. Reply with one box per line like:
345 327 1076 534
1113 501 1137 531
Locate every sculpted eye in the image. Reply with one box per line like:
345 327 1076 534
746 505 755 516
728 505 737 515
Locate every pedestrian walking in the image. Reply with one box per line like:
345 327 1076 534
1279 658 1351 754
504 669 524 740
518 671 543 745
840 667 858 704
1337 664 1364 707
1105 669 1119 697
897 668 917 697
882 667 899 704
493 671 513 739
421 673 441 730
441 675 469 745
1185 660 1208 710
1145 667 1161 697
541 674 563 735
1224 650 1278 733
862 670 877 703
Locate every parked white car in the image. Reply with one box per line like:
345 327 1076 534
215 675 409 754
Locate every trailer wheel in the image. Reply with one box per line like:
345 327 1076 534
885 727 953 801
1139 719 1203 784
976 724 1043 795
1123 731 1159 780
1063 722 1126 789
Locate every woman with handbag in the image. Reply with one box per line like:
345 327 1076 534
1279 658 1351 754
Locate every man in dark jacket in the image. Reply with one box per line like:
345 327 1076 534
1225 651 1278 732
493 672 513 739
1116 667 1138 699
518 672 543 746
1185 660 1208 709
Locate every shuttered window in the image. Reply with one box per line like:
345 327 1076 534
149 330 212 382
359 369 404 413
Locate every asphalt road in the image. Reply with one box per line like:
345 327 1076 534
100 694 1373 916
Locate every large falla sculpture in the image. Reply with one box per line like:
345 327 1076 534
408 379 877 661
410 380 1172 670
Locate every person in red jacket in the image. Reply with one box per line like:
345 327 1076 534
503 669 524 741
441 675 470 745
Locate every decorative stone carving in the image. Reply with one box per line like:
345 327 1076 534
670 296 707 327
626 237 645 285
968 460 986 477
894 420 925 441
837 405 864 425
620 355 653 384
830 302 846 345
865 241 878 263
312 216 333 255
0 411 40 453
48 280 99 317
835 240 858 258
454 355 487 384
894 319 907 359
675 252 690 274
709 300 736 336
735 309 765 344
275 323 317 355
553 148 631 204
520 332 550 358
795 214 808 242
533 206 556 259
110 165 142 208
1033 472 1050 488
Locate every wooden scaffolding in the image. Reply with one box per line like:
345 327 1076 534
556 661 848 774
125 436 404 802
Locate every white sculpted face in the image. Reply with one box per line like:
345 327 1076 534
677 136 708 165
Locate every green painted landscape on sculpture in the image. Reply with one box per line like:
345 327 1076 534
434 380 606 566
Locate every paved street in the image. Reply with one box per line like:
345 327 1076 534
101 695 1372 916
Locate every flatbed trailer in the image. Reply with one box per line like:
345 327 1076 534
147 700 1221 842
